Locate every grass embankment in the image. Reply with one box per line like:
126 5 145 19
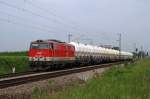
33 59 150 99
0 51 29 75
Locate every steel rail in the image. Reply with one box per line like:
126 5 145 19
0 71 41 79
0 62 127 89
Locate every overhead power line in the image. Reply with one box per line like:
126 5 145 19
68 34 72 43
0 10 68 33
0 0 82 32
25 0 84 32
0 17 57 33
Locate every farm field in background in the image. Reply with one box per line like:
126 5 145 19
0 51 29 75
0 51 27 56
32 58 150 99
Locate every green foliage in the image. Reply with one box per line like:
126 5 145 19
34 59 150 99
32 87 49 99
0 51 29 75
0 51 28 56
0 56 29 75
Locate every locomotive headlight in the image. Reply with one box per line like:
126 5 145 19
46 57 48 61
45 57 52 61
46 57 50 61
29 57 32 61
39 57 44 61
34 57 38 61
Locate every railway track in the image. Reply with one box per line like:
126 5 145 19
0 71 37 79
0 62 128 89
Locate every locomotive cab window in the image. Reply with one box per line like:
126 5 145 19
30 43 53 49
31 44 39 49
49 43 53 49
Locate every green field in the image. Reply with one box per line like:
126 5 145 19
0 51 28 56
0 51 29 75
32 59 150 99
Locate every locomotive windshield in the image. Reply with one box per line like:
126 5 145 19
30 43 53 49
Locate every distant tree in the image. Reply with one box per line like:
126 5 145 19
138 51 146 58
136 48 138 53
112 47 120 51
147 52 149 56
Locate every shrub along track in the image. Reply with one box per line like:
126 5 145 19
0 61 130 89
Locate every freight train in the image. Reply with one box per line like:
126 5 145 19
28 39 133 70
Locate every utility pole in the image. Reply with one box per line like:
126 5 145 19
68 34 72 43
140 45 143 58
118 33 122 60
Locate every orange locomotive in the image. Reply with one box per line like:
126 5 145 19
29 39 75 70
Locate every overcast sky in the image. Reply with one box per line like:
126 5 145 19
0 0 150 52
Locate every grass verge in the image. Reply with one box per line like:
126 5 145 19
0 56 29 75
32 59 150 99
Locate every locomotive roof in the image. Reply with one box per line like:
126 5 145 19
46 39 66 43
31 39 73 46
32 39 64 43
